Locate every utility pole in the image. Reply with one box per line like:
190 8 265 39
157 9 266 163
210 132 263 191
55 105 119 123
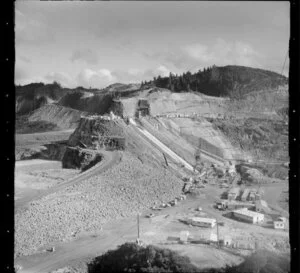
137 213 140 240
216 222 220 248
163 153 168 167
194 139 202 172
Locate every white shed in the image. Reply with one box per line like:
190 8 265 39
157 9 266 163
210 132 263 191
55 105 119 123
190 217 217 228
274 221 285 229
274 217 287 229
233 208 264 224
210 232 218 242
179 231 190 242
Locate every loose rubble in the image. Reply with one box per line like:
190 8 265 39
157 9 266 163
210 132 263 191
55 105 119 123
15 152 184 257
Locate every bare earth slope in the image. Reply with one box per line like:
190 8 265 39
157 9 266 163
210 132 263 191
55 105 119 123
15 152 183 257
28 104 90 129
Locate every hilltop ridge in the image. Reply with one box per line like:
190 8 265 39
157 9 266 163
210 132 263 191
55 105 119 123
144 65 288 98
16 65 288 116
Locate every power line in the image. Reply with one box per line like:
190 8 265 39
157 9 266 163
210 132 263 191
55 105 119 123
280 49 289 77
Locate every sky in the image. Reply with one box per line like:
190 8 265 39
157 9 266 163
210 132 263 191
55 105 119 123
15 1 290 89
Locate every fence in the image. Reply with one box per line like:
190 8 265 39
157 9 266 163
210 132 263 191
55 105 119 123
180 132 224 159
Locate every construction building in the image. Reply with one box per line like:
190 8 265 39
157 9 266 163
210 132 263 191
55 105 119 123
254 199 271 214
227 187 241 201
232 208 264 224
216 200 254 211
136 99 150 117
179 231 190 242
227 201 255 210
255 187 264 200
189 217 217 228
223 236 232 247
241 188 250 202
273 217 287 229
248 189 257 201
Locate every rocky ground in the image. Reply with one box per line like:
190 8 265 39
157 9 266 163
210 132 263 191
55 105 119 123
15 152 184 257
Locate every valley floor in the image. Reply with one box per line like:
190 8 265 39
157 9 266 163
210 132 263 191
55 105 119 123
15 184 289 273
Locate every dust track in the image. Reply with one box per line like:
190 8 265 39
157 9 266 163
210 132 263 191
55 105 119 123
15 151 122 211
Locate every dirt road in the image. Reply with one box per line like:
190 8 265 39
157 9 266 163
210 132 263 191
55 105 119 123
15 151 122 210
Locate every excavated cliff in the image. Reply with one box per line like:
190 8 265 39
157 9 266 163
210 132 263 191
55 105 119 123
109 100 125 117
61 116 125 169
67 116 126 150
62 147 102 170
28 104 91 129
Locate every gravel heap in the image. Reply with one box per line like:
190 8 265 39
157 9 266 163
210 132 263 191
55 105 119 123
15 152 184 257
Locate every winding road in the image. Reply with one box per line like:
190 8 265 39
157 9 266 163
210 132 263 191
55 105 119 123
15 151 122 211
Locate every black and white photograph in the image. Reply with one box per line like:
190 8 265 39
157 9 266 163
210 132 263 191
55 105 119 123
14 1 291 272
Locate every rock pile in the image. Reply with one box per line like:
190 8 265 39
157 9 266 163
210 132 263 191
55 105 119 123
15 152 184 257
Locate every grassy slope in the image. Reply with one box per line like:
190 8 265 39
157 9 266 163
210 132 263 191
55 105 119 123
16 115 60 134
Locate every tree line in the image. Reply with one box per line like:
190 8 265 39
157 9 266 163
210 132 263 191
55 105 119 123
141 65 288 98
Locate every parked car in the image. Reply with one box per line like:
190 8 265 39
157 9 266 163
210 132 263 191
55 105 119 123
146 213 155 218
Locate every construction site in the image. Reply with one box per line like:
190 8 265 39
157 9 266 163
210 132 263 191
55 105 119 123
14 3 291 271
14 80 290 273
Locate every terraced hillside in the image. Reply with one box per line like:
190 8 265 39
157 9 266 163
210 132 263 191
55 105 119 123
28 104 91 130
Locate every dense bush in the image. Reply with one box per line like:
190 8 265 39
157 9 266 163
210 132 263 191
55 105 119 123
88 243 290 273
88 243 200 273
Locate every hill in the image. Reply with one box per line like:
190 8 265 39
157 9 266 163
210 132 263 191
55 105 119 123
27 104 91 129
16 66 287 117
16 82 99 115
57 91 114 115
144 65 288 98
101 83 141 93
16 82 142 117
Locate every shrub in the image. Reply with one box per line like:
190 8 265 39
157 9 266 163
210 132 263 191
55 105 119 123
88 243 200 273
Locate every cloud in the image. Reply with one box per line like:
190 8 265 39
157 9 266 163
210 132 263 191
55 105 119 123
70 49 99 65
182 39 262 69
77 68 116 88
44 72 75 88
15 65 28 83
18 55 31 63
113 65 172 84
15 9 56 45
113 69 143 83
144 39 262 73
144 65 171 78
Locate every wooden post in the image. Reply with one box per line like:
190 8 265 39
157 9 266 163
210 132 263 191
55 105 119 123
163 153 168 167
137 214 140 239
216 222 220 248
